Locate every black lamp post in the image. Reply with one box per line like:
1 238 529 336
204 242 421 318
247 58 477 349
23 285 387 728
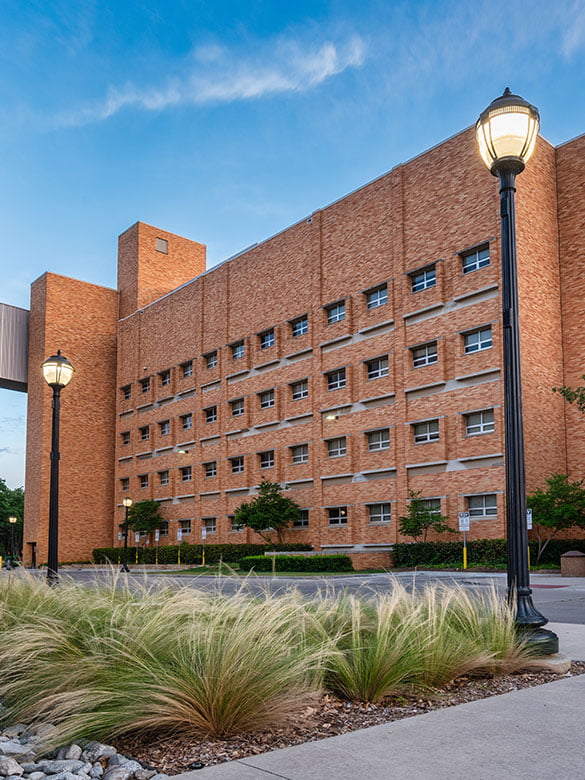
120 497 133 573
41 350 74 586
8 516 18 560
476 89 558 654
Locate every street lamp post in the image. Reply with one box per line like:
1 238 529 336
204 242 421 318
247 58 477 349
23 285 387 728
475 89 558 654
7 516 18 560
41 350 75 586
121 497 133 573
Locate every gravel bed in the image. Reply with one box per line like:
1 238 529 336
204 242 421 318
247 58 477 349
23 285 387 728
113 662 585 775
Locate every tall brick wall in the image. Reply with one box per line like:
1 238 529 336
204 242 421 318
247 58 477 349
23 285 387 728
24 273 118 564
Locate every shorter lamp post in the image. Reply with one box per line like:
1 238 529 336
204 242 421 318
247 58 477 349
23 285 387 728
121 497 133 573
475 89 557 654
8 516 18 560
42 350 75 586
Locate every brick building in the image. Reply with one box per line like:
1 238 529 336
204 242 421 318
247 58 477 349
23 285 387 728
20 126 585 564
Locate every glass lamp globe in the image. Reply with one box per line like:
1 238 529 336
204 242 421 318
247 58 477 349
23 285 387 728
42 350 75 388
476 88 540 174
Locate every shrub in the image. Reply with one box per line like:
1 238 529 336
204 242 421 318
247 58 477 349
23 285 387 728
393 537 585 568
238 555 353 572
92 543 312 566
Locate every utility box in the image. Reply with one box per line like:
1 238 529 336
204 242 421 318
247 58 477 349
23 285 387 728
560 550 585 577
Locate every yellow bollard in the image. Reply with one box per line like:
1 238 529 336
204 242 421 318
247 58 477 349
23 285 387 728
0 556 3 570
463 545 467 570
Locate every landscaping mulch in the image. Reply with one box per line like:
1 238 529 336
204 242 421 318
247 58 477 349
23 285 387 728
113 661 585 775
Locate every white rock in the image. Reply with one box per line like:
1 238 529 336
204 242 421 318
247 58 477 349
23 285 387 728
26 773 46 780
0 758 23 777
2 728 27 741
62 750 81 764
79 748 115 765
134 771 156 780
0 744 29 759
88 768 102 779
36 762 85 776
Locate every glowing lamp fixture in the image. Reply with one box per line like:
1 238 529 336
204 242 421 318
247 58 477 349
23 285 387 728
475 87 540 175
122 497 133 508
8 516 17 524
42 350 75 388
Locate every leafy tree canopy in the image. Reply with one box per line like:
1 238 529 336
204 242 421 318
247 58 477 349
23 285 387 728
528 474 585 561
398 490 455 542
126 500 163 534
234 479 301 543
0 478 24 556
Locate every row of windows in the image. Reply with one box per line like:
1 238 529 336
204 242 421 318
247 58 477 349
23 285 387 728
121 319 493 403
408 246 490 295
125 409 495 454
127 494 497 535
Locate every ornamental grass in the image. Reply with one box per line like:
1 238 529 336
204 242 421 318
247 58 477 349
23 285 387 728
0 571 537 741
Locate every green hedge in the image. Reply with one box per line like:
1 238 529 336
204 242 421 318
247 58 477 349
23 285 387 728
238 554 353 572
393 538 585 567
92 542 312 566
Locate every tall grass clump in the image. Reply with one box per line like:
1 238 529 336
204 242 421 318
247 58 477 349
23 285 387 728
0 572 326 743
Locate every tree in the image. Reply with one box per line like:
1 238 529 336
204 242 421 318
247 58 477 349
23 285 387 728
553 376 585 413
234 479 301 543
398 490 454 542
527 474 585 562
127 500 164 535
0 478 24 556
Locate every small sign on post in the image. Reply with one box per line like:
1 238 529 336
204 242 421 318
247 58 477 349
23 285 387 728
155 529 160 543
459 512 470 570
526 508 533 530
202 526 207 566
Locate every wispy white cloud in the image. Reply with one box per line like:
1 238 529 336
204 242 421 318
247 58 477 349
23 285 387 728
54 36 366 127
562 0 585 55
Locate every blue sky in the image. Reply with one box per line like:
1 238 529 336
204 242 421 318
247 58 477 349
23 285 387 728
1 0 585 487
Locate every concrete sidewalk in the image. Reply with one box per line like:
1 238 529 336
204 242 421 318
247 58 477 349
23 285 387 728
172 621 585 780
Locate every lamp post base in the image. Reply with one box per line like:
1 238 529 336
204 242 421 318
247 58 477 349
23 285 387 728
516 625 559 656
120 565 130 573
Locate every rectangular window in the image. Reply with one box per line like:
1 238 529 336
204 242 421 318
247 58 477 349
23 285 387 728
291 379 309 400
465 409 495 436
122 385 131 400
155 237 168 253
181 361 193 378
328 506 348 525
180 466 192 482
160 370 171 387
413 420 440 444
467 494 497 517
326 368 346 391
121 431 130 446
327 437 347 458
140 378 151 393
204 351 218 369
179 519 191 535
366 356 389 380
158 521 169 536
204 406 218 423
259 450 275 469
158 470 169 486
204 461 217 478
159 420 170 436
230 398 245 417
367 428 390 451
203 517 217 533
293 509 309 528
365 283 388 309
410 265 436 293
290 315 309 337
139 426 149 442
421 498 441 515
368 503 391 523
464 327 492 354
181 413 193 430
230 515 243 532
121 477 129 491
139 474 149 489
325 301 345 324
230 456 244 474
259 329 275 349
462 245 490 274
231 341 245 360
291 443 309 464
411 341 438 368
259 389 275 409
